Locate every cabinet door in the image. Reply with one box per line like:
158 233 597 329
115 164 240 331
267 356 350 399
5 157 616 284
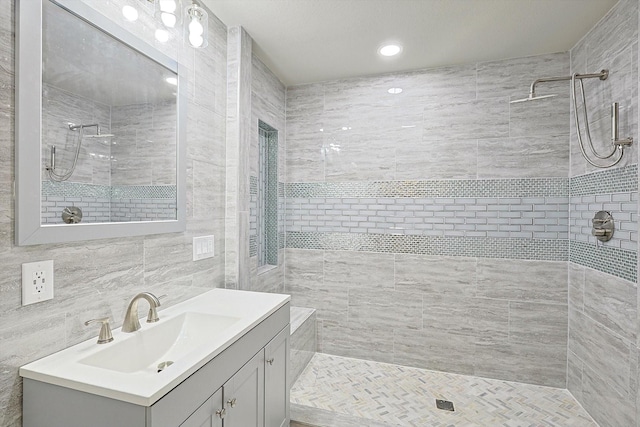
224 350 265 427
264 326 290 427
180 388 223 427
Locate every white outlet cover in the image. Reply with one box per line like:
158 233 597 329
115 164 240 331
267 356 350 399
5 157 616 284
22 260 54 306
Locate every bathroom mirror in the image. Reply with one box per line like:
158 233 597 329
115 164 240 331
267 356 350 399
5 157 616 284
16 0 186 245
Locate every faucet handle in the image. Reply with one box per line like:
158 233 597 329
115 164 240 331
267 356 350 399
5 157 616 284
84 317 114 344
146 293 163 323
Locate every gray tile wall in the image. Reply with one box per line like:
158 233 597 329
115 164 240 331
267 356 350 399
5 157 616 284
0 1 228 425
566 0 640 425
249 53 286 293
285 248 568 387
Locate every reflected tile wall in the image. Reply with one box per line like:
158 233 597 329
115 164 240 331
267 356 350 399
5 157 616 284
0 1 228 425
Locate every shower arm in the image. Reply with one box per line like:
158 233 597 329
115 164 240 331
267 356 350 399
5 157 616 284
528 69 608 97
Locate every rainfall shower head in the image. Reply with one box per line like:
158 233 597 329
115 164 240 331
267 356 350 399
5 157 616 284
510 94 557 104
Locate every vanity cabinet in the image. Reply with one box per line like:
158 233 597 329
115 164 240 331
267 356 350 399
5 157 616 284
23 303 290 427
181 325 289 427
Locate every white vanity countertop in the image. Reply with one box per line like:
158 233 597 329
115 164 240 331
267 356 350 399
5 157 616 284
20 289 290 406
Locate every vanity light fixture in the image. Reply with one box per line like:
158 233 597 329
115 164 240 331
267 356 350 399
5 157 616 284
155 28 170 43
185 1 209 48
379 44 402 57
122 5 139 22
157 0 181 28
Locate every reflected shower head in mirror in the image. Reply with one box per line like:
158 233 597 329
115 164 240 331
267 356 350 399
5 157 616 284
510 93 557 104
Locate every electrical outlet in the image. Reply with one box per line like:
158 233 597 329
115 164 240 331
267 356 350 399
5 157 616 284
22 260 54 306
193 235 215 261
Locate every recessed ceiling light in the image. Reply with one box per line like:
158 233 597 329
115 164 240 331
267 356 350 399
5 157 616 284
379 44 402 57
388 87 403 94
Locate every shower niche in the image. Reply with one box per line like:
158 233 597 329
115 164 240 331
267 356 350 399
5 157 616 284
16 0 186 245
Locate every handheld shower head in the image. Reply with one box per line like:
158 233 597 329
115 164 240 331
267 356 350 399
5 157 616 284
510 94 557 104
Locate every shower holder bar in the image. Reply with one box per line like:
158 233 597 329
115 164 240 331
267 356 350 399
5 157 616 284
528 69 608 98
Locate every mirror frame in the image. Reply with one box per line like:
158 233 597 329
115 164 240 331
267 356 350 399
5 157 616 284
16 0 187 246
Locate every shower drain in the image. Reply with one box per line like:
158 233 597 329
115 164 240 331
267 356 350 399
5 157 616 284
435 399 455 412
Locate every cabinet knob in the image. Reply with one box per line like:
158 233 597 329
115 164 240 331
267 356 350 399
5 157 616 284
227 397 237 408
215 408 226 419
266 358 274 365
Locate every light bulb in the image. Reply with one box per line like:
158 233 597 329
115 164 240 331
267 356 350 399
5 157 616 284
189 33 204 48
161 12 177 28
159 0 177 13
379 44 402 57
188 18 204 36
122 5 138 21
155 29 169 43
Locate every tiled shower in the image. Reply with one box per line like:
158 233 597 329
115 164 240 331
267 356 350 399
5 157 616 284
282 0 639 425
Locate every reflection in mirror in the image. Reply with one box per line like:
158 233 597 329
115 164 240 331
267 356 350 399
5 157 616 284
41 0 177 224
16 0 186 245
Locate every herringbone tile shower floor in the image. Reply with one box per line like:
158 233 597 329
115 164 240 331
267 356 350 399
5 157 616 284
290 353 598 427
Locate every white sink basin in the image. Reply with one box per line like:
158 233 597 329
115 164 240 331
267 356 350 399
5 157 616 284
79 312 241 373
19 289 290 406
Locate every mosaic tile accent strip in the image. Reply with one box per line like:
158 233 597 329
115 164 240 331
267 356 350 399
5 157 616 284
42 181 176 199
286 196 569 240
570 240 637 283
570 164 638 196
42 181 110 198
286 178 568 199
110 185 176 199
250 175 258 195
291 353 597 427
286 231 568 261
250 235 258 258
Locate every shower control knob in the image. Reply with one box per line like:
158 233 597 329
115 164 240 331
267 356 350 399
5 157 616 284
62 206 83 224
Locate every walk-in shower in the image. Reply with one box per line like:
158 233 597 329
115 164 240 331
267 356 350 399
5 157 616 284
46 122 114 182
512 69 633 168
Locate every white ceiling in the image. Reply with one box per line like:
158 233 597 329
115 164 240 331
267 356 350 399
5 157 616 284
204 0 618 87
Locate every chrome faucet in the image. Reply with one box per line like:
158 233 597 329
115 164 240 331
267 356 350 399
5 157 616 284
122 292 161 333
